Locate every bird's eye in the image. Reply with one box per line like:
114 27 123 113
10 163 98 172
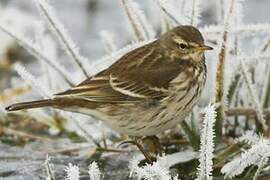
179 43 187 50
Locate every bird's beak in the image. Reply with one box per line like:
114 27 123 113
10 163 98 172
196 44 213 51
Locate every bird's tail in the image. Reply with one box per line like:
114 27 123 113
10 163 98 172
5 99 56 111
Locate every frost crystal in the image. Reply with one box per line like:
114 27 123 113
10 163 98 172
196 105 216 180
65 163 80 180
237 131 260 145
88 161 101 180
222 138 270 178
129 156 171 180
14 63 52 98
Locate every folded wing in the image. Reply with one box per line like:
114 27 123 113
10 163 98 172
56 41 184 104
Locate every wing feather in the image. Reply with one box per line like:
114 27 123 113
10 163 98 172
55 40 185 104
56 74 168 103
109 74 168 99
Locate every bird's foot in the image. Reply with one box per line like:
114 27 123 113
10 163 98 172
118 138 154 164
142 135 163 156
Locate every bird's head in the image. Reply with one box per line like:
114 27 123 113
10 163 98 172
159 25 213 62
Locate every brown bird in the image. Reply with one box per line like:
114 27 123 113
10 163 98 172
6 25 212 160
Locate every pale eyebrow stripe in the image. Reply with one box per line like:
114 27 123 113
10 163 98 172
173 38 186 44
189 42 198 47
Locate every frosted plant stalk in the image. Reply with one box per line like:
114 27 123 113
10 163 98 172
253 156 268 180
214 0 236 142
262 65 270 107
152 0 182 24
238 52 270 62
127 0 155 39
14 63 52 98
44 155 55 180
0 24 74 86
216 0 225 22
234 0 244 25
120 0 155 41
100 30 117 53
88 162 101 180
201 23 270 36
215 0 236 101
221 138 270 178
71 114 100 147
196 105 216 180
185 0 202 26
238 23 270 37
239 58 267 130
34 0 89 78
237 131 260 145
65 163 80 180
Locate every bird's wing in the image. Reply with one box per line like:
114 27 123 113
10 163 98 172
56 74 168 103
56 41 184 103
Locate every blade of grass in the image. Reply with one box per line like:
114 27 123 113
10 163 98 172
181 120 200 151
215 0 236 144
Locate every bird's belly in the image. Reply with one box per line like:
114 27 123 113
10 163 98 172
69 79 205 136
91 83 204 136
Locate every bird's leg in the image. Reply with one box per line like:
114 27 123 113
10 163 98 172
134 137 153 164
118 137 153 164
142 135 163 156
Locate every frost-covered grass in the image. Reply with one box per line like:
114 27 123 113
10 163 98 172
196 105 216 180
0 0 270 179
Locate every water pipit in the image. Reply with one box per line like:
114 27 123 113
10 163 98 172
6 25 213 163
